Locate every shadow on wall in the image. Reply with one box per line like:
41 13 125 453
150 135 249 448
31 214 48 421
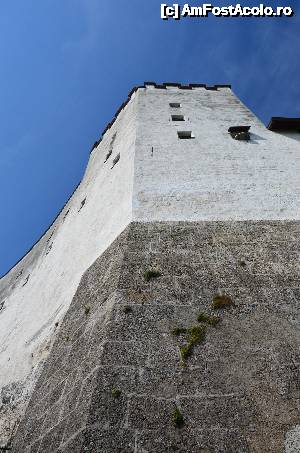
249 133 267 144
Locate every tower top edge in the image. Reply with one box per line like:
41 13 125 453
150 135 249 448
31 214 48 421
90 82 232 153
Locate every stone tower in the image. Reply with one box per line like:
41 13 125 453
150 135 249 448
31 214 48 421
1 83 300 452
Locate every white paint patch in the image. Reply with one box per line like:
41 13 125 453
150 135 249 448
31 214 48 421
285 425 300 453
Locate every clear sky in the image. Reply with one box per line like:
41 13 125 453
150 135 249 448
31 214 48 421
0 0 299 276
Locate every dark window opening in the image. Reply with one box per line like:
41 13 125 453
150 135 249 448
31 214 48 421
78 198 86 212
111 153 120 169
170 102 181 108
178 131 194 139
22 275 30 287
110 133 117 145
228 126 251 141
47 230 55 243
46 242 53 255
104 133 117 163
15 269 23 280
104 150 112 162
63 209 70 221
172 114 185 122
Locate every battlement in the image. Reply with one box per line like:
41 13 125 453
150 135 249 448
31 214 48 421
91 82 232 152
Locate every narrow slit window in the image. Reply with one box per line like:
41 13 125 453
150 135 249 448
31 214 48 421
104 150 112 162
110 133 117 145
22 275 30 287
104 133 117 163
111 153 120 169
177 131 194 140
169 102 181 108
78 198 86 212
172 114 185 122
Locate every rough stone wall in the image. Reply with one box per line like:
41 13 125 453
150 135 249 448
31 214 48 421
12 221 300 452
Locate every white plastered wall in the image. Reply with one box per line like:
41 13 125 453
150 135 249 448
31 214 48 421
133 85 300 221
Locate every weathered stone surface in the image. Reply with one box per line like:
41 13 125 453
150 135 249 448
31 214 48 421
9 221 300 452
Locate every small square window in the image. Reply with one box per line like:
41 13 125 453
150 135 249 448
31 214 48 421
177 131 194 139
111 153 120 169
171 115 185 122
228 126 251 141
169 102 181 108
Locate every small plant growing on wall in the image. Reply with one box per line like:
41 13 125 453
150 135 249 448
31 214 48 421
197 312 220 326
171 324 207 366
179 325 206 363
111 388 121 399
144 270 161 282
171 309 224 366
172 406 184 428
171 327 187 336
84 305 91 315
212 294 234 309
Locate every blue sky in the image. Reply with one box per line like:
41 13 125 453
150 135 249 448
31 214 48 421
0 0 299 276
